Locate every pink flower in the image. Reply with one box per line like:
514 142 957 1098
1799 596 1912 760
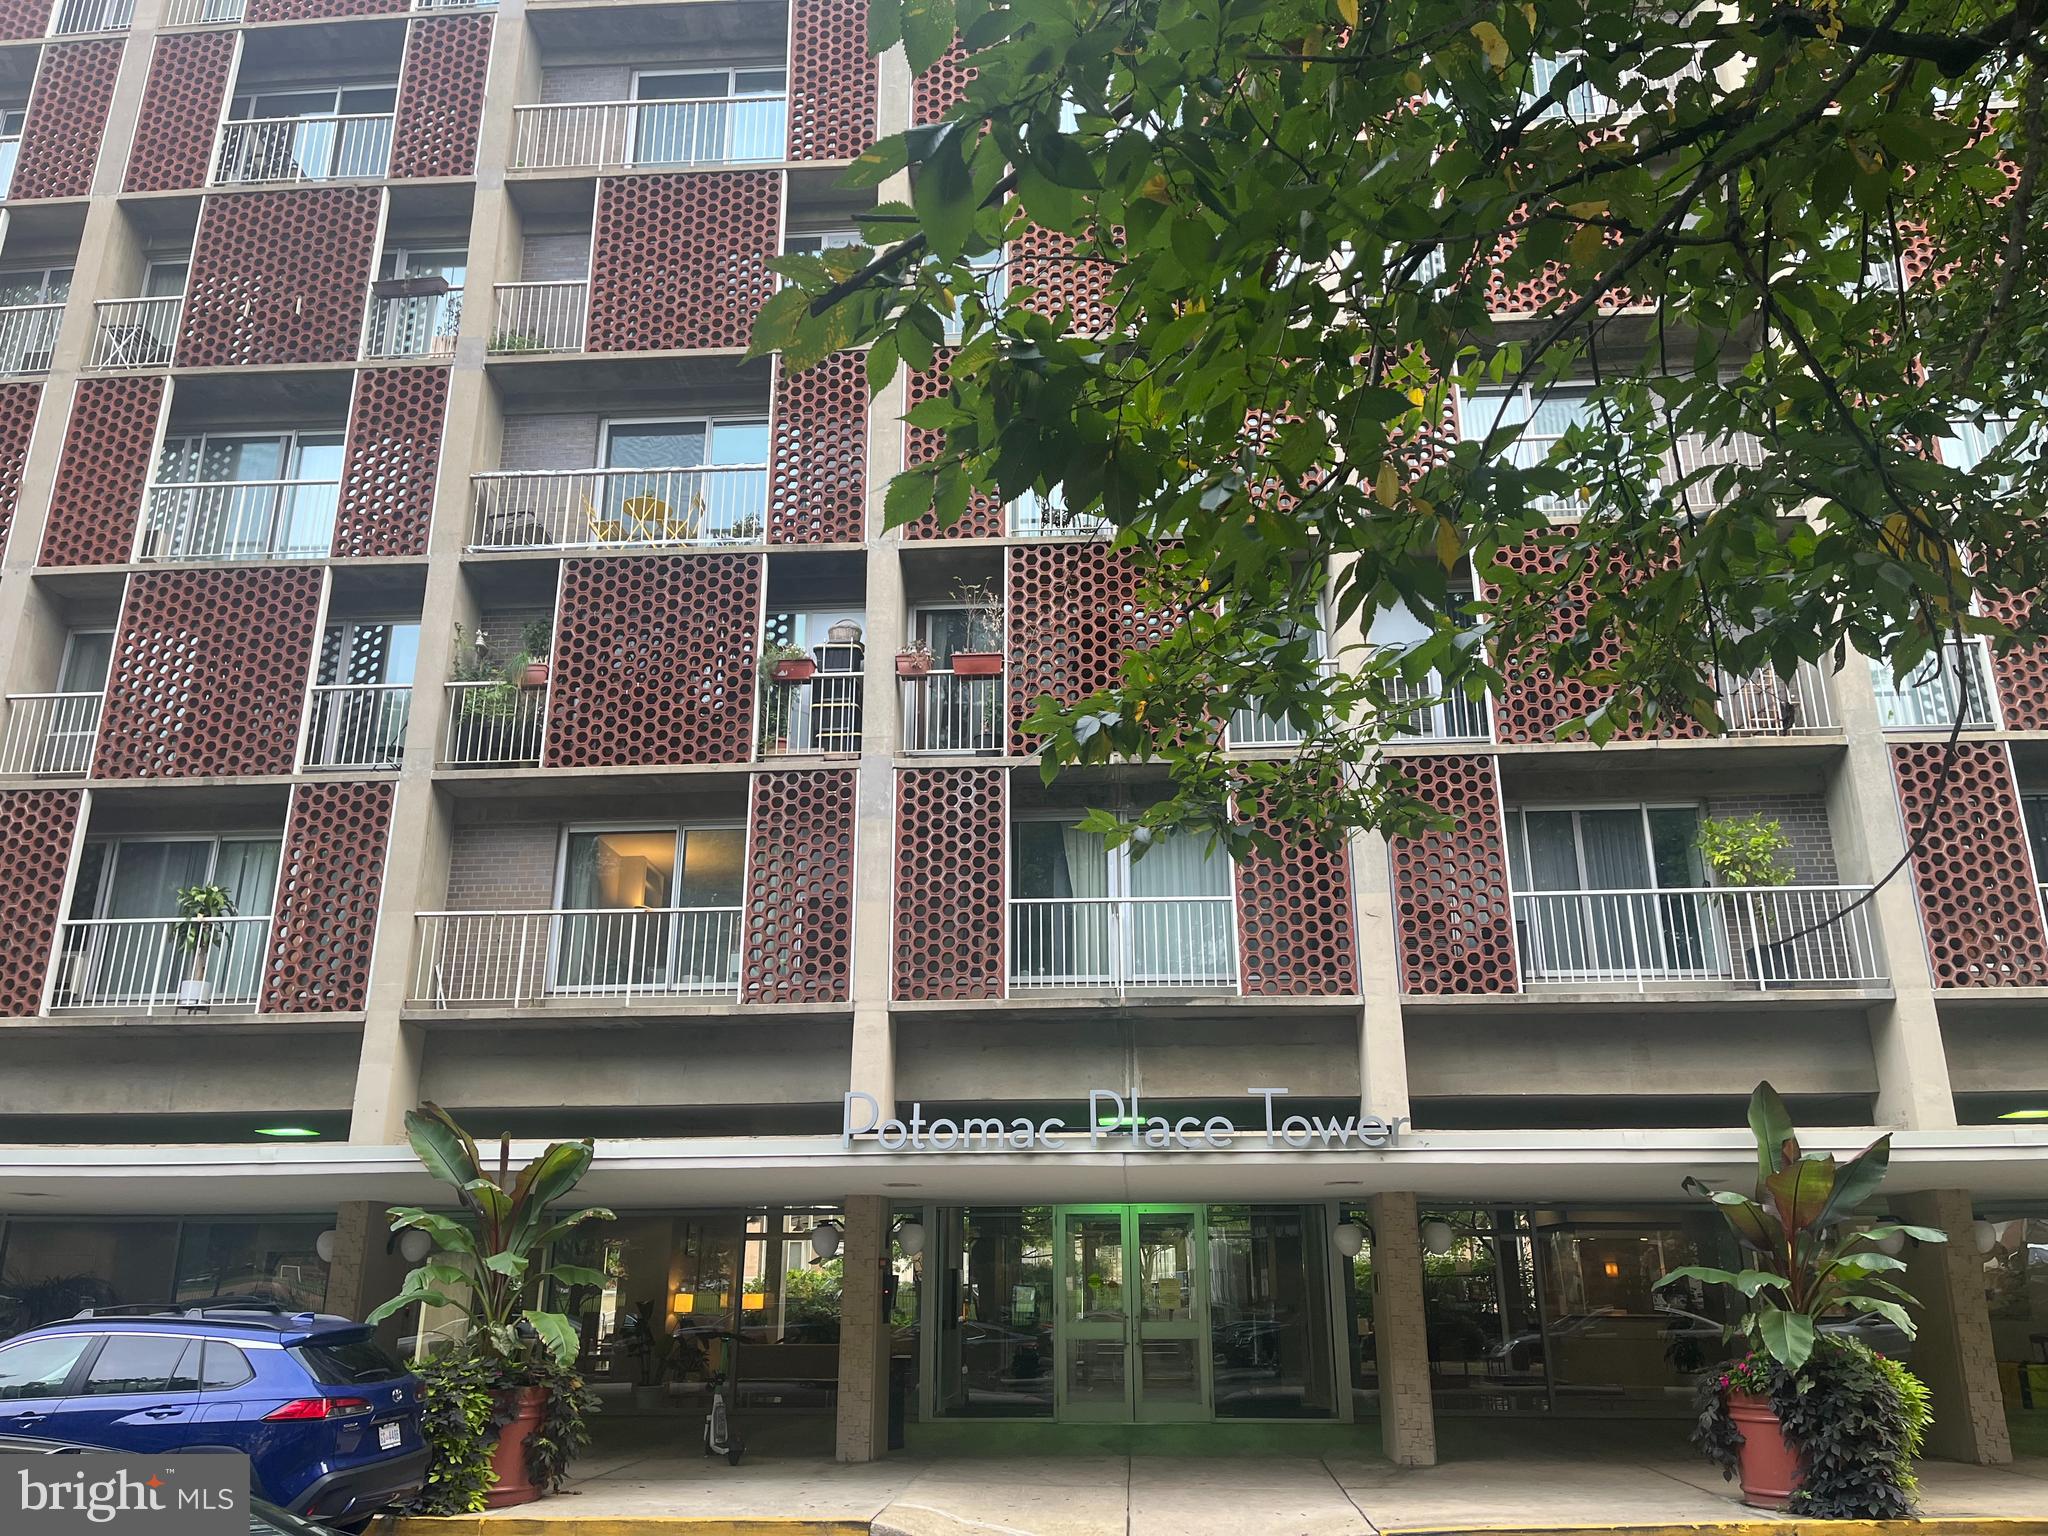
1719 1375 1730 1389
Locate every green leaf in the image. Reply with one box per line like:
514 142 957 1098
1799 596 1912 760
915 129 978 261
1756 1309 1816 1370
900 0 957 77
1833 1296 1916 1335
1764 1153 1837 1240
546 1264 611 1290
1814 1134 1891 1232
883 466 936 529
523 1309 581 1368
406 1104 483 1194
1861 1222 1948 1245
366 1282 463 1326
1747 1081 1798 1185
483 1251 529 1279
1654 1264 1743 1290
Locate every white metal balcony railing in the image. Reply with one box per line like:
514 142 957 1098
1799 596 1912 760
410 907 744 1006
509 97 787 172
303 683 412 770
1717 660 1835 735
213 115 393 186
163 0 243 22
50 0 135 32
1511 886 1884 993
137 480 340 563
442 680 546 766
470 465 769 550
759 672 862 756
0 692 102 776
1387 671 1494 743
1008 896 1239 994
362 288 462 360
0 304 61 374
1009 492 1110 538
489 281 587 354
900 671 1006 755
89 297 182 369
1870 640 1998 730
49 915 272 1013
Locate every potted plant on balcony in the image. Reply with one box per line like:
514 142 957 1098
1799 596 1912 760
950 579 1005 676
453 625 520 721
370 1104 611 1512
764 640 816 684
895 636 935 679
1656 1081 1941 1515
517 621 553 690
172 883 237 1010
1696 815 1797 981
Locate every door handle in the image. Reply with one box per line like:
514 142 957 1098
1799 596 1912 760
14 1413 45 1425
143 1407 182 1419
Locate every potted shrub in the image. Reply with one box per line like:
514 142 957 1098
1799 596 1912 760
1657 1081 1942 1515
896 637 935 678
1696 815 1797 980
370 1104 613 1511
517 620 553 690
173 883 237 1009
950 579 1005 676
764 640 816 684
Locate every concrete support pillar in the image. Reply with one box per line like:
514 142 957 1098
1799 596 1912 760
834 1194 893 1462
1352 830 1411 1123
1896 1189 2011 1464
319 1201 412 1330
1367 1191 1436 1466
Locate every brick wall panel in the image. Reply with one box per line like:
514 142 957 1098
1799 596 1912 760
178 188 383 368
0 382 41 560
38 377 165 568
1891 741 2048 987
124 32 238 194
744 769 856 1003
788 0 874 161
11 40 124 200
1983 591 2048 731
1390 753 1518 994
894 767 1005 1000
94 567 324 779
913 36 976 125
1236 799 1359 996
586 172 779 353
1014 223 1116 336
262 781 394 1013
0 790 82 1016
331 365 449 557
546 554 760 767
0 0 45 39
389 14 493 179
769 352 865 544
1007 542 1178 755
246 0 403 19
902 347 1002 538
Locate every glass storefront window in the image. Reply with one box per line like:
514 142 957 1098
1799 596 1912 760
173 1220 329 1310
934 1206 1056 1417
1984 1215 2048 1457
1207 1205 1337 1419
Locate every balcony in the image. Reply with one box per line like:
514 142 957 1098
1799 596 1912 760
409 907 743 1006
1008 897 1239 995
1870 640 1998 730
163 0 242 21
470 465 768 551
362 286 462 360
0 137 17 200
1009 491 1110 538
509 97 787 173
1510 885 1885 993
0 692 102 776
49 915 271 1013
213 115 394 187
900 669 1006 755
1717 661 1834 735
89 298 182 369
0 304 61 375
488 282 587 354
441 680 545 766
136 479 340 563
302 683 411 770
759 671 862 757
50 0 135 31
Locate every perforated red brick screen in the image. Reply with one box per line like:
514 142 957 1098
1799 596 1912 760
262 780 395 1013
246 0 402 19
1891 741 2048 987
1014 223 1116 335
178 188 383 367
331 366 449 557
893 767 1006 1000
1007 542 1178 754
585 172 780 353
546 554 761 767
125 32 238 193
0 0 47 39
744 768 856 1003
913 36 976 125
1982 591 2048 731
769 352 866 544
94 567 324 779
39 377 166 569
1389 753 1519 994
902 347 1002 538
0 382 42 559
0 790 82 1016
390 14 493 179
1236 802 1359 996
11 39 125 200
788 0 875 161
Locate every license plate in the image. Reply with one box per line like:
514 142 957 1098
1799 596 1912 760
378 1422 401 1450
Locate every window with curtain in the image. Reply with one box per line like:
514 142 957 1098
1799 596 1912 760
1507 806 1713 978
554 827 743 993
1010 820 1233 986
72 837 279 1005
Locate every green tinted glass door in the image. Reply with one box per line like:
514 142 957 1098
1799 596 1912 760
1053 1207 1210 1422
1055 1208 1129 1421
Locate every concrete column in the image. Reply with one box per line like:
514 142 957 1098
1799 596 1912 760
833 1194 893 1461
320 1200 412 1329
1353 830 1411 1123
1367 1191 1436 1466
1896 1189 2011 1464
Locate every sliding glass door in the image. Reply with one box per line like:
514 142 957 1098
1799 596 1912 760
552 826 744 996
1509 806 1718 980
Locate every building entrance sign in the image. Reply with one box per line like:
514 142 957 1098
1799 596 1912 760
842 1088 1410 1153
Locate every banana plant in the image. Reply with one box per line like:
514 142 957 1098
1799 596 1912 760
1655 1080 1946 1370
367 1103 613 1371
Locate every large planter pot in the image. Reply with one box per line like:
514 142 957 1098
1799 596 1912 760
952 651 1004 677
1727 1390 1800 1509
485 1386 548 1509
895 652 933 679
771 658 816 683
520 661 550 689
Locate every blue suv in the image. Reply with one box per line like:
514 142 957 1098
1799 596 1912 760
0 1299 425 1526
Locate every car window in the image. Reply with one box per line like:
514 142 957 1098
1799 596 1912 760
291 1337 404 1386
0 1336 94 1400
79 1336 201 1396
199 1343 254 1391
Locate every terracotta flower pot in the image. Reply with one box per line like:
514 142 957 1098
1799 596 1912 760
772 658 816 683
1727 1389 1801 1509
520 660 549 689
485 1385 549 1509
896 653 933 679
951 652 1004 677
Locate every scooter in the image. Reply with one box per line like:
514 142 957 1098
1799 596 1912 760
702 1329 744 1465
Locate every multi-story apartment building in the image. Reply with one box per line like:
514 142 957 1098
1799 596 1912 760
0 0 2039 1474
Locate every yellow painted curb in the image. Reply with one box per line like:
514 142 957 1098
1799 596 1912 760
1391 1522 2048 1536
375 1520 871 1536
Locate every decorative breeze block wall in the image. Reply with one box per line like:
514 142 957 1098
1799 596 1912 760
1389 753 1519 993
331 366 450 557
788 0 875 161
10 40 125 200
0 0 47 39
247 0 403 20
893 767 1006 1000
0 790 82 1017
389 14 494 179
902 347 1002 538
545 554 761 767
1982 591 2048 731
743 769 856 1003
125 32 238 194
262 781 396 1013
769 352 866 543
38 377 166 568
1007 542 1179 754
1890 741 2048 987
1014 223 1116 335
913 36 976 125
0 382 42 560
178 188 383 368
94 567 324 779
1236 801 1359 995
585 172 780 352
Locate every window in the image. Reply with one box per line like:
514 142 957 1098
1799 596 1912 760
198 1343 253 1391
783 230 860 256
2022 794 2048 884
1010 820 1235 988
222 87 396 182
58 836 281 1009
57 630 113 694
630 68 786 165
318 621 419 689
1938 411 2015 475
0 1335 94 1399
0 267 71 305
1508 805 1716 979
293 1338 404 1386
229 86 398 120
142 260 189 299
941 248 1009 341
146 432 343 563
80 1336 201 1396
172 1219 331 1314
370 247 466 357
552 826 746 994
596 418 770 543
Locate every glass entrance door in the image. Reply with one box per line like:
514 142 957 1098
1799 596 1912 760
1053 1206 1210 1422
